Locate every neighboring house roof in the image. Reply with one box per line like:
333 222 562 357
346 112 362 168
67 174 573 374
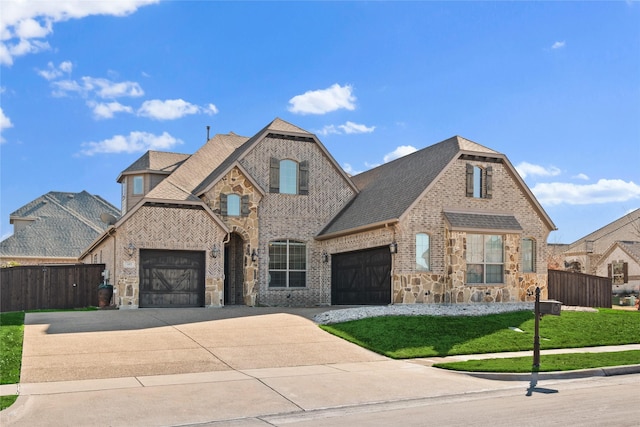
317 135 535 238
116 151 191 182
0 191 120 259
598 240 640 265
566 208 640 251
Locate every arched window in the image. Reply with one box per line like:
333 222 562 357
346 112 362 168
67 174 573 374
280 160 298 194
268 239 306 287
522 238 536 273
227 194 240 216
416 233 430 271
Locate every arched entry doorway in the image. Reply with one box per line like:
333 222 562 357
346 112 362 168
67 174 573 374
224 233 245 305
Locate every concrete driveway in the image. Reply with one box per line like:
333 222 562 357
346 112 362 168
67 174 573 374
20 307 387 383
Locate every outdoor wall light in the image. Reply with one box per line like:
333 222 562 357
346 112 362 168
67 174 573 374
389 242 398 254
251 249 258 262
125 243 136 257
211 244 220 258
322 251 329 263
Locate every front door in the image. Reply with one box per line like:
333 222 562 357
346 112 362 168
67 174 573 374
224 233 245 305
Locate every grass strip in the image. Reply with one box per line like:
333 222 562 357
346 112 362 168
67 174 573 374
433 350 640 373
320 309 640 358
0 312 25 385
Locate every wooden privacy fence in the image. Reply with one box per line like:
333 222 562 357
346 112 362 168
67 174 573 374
0 264 105 312
548 269 612 308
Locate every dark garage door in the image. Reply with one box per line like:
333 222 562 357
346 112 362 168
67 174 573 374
140 250 205 308
331 246 391 305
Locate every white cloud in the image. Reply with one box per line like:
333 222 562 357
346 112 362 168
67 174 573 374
317 121 375 136
205 103 219 115
52 76 144 98
288 83 356 115
88 101 133 119
531 179 640 206
0 107 14 143
515 161 561 179
36 60 72 80
0 0 159 66
339 121 375 134
551 41 566 49
342 163 361 176
79 131 183 156
137 99 215 120
383 145 417 163
573 173 589 181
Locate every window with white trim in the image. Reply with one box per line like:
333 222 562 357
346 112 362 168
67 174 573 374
416 233 430 271
466 234 504 284
268 240 306 287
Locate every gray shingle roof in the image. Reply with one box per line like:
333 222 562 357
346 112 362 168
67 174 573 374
444 211 523 232
1 191 120 258
319 136 495 237
117 151 190 182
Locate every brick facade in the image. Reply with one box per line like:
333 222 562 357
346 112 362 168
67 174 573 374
81 120 555 308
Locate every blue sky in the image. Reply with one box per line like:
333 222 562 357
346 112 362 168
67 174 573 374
1 1 639 244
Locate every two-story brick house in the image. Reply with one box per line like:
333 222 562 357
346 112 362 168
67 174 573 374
81 118 556 308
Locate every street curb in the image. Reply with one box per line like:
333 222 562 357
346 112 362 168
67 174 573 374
460 364 640 381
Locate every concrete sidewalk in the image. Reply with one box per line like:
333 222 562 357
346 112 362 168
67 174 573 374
1 307 639 426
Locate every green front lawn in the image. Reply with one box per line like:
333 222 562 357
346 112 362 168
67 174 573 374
434 350 640 373
320 309 640 359
0 312 25 385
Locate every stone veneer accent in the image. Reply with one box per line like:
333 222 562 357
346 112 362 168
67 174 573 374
202 166 262 306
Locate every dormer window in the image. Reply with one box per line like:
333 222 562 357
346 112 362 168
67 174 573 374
133 176 144 195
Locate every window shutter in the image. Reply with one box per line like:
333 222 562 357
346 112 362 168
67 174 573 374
220 194 228 216
485 166 493 199
299 160 309 195
241 195 250 216
269 157 280 193
465 164 474 197
607 263 612 278
623 262 629 283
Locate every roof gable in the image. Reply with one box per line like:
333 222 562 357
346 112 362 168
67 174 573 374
318 135 554 238
117 151 190 182
318 136 464 237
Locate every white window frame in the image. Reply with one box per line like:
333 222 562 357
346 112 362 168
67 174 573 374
416 233 431 271
466 234 504 284
268 239 307 288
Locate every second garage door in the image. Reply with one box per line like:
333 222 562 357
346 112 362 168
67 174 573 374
331 246 391 305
